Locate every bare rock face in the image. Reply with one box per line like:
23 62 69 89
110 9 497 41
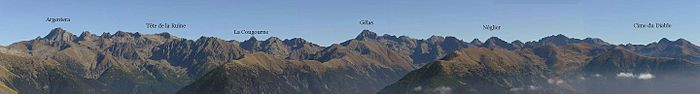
43 28 76 48
283 38 322 60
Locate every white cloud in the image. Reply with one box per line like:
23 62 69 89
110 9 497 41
528 85 539 90
593 74 602 77
615 72 656 80
433 86 452 94
547 79 554 84
557 80 564 84
637 73 655 80
617 72 635 78
509 87 524 91
547 79 565 85
413 86 423 91
510 85 539 91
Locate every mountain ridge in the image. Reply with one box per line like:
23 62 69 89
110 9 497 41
0 28 699 94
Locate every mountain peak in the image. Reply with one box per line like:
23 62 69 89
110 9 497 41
50 27 66 33
157 32 173 39
485 37 505 43
470 38 482 45
512 40 524 44
133 32 143 37
284 38 307 44
427 35 445 43
78 31 91 38
554 34 568 39
100 32 111 38
283 38 308 47
541 34 570 41
241 36 261 51
265 37 282 42
263 37 283 45
582 38 609 45
654 38 695 46
428 35 444 39
45 28 69 37
77 31 95 41
44 28 75 42
113 31 132 37
444 36 459 41
659 38 672 44
355 30 378 40
246 36 258 42
483 37 512 49
537 34 576 46
675 38 692 45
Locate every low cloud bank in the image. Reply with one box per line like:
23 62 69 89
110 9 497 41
616 72 635 78
433 86 452 94
638 73 655 80
615 72 655 80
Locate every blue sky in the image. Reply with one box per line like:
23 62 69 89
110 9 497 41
1 0 698 46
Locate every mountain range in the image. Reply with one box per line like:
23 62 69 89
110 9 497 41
0 28 698 94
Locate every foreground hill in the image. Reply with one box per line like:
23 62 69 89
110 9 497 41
379 48 567 94
380 43 700 94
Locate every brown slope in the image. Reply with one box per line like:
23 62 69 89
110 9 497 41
0 50 17 94
532 44 591 76
379 48 566 94
0 49 106 94
177 52 411 94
